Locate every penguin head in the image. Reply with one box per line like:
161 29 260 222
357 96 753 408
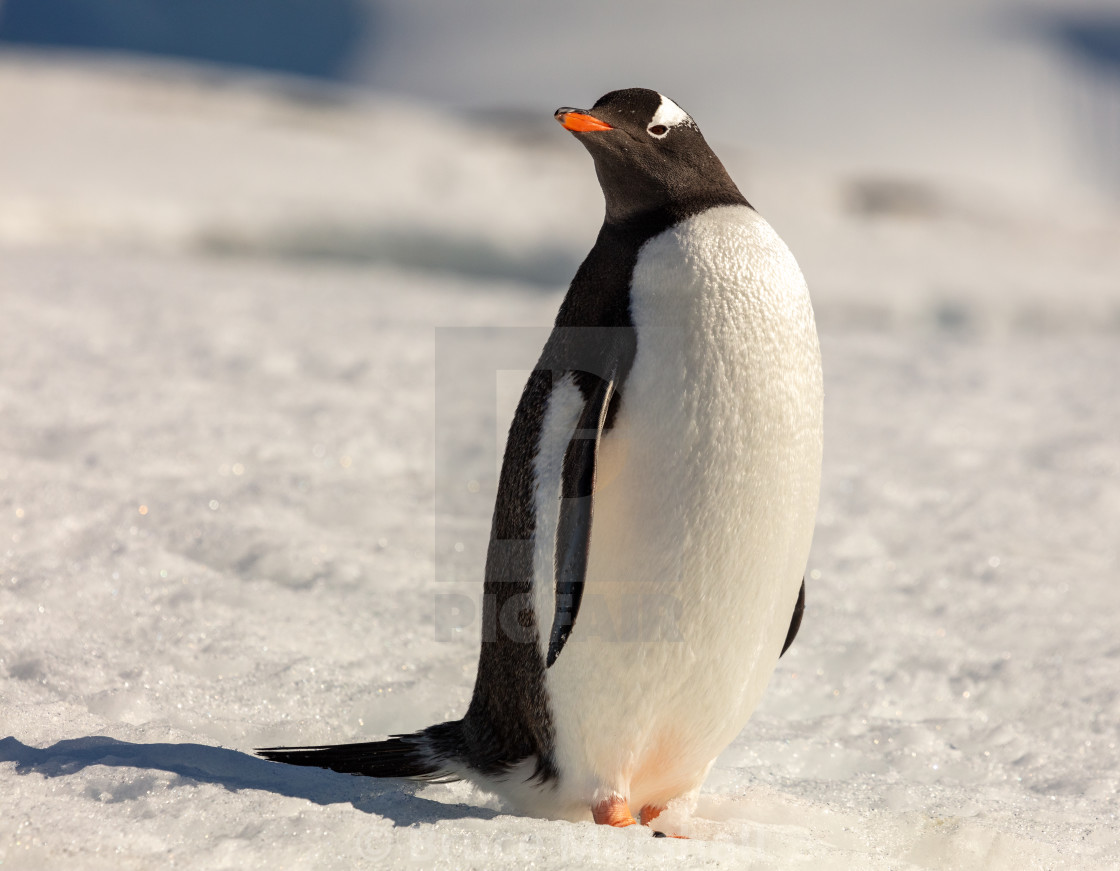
555 88 745 224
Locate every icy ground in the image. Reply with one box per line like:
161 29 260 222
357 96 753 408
2 58 1120 869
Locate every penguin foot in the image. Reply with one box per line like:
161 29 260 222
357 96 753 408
592 797 688 837
640 803 688 838
591 796 638 827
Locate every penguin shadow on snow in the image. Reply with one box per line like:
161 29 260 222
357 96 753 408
0 735 499 826
0 736 779 840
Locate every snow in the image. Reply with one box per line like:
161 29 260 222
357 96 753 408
2 33 1120 871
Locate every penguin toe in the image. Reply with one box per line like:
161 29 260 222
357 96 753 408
591 796 638 827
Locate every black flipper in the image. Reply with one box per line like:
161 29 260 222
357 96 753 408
780 579 805 657
545 372 617 667
257 720 463 781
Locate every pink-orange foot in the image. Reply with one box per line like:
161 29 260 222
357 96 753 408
639 803 689 839
591 796 638 828
592 798 688 838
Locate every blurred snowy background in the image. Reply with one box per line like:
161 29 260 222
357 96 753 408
1 1 1119 868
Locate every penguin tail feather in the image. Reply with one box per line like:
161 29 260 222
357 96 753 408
257 720 464 782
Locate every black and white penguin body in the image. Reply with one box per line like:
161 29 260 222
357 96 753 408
260 88 823 831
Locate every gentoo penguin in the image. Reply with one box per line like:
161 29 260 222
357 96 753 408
259 88 823 832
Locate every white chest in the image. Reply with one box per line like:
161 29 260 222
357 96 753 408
534 205 823 812
593 205 823 597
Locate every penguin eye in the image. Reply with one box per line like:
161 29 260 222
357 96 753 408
647 123 669 139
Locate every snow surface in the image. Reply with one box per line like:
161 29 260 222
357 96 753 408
2 50 1120 870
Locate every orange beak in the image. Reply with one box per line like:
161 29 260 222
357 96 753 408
555 109 613 133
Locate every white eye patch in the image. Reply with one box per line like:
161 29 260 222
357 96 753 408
647 94 693 139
